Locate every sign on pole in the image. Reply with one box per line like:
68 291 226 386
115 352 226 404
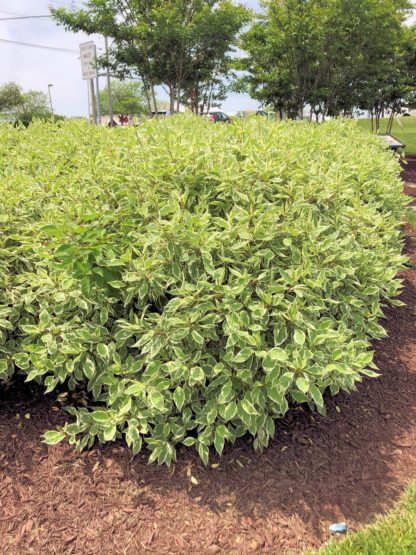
79 41 97 80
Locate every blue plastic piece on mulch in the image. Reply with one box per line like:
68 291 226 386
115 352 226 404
329 522 348 534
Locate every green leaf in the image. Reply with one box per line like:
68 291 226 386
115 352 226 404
291 390 309 403
233 347 253 363
131 431 142 455
240 399 258 416
214 429 225 455
198 442 209 465
125 382 144 396
84 358 95 380
269 347 288 362
148 390 165 411
182 436 196 446
218 382 233 404
265 417 275 438
267 385 284 407
109 280 124 289
360 368 381 378
43 431 66 445
202 251 215 275
103 425 117 441
273 323 288 346
294 329 306 346
173 386 185 410
97 343 109 359
118 396 132 416
309 384 324 407
191 330 204 347
190 366 205 383
296 377 309 394
91 410 113 423
39 309 50 327
222 401 237 421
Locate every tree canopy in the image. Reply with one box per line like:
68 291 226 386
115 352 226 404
239 0 415 124
99 79 149 115
0 82 52 126
51 0 250 114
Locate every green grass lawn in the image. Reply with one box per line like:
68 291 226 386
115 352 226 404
308 483 416 555
357 116 416 155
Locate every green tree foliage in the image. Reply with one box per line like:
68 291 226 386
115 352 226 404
51 0 249 113
0 82 52 126
99 79 149 115
240 0 413 122
0 117 406 464
16 91 52 126
0 82 23 113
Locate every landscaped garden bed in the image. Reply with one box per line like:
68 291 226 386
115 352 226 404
1 119 415 554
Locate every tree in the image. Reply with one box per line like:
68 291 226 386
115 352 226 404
181 75 229 115
17 91 51 125
174 1 250 113
0 82 52 126
239 0 413 122
355 19 416 132
239 0 323 119
51 0 249 113
0 82 23 113
99 79 149 115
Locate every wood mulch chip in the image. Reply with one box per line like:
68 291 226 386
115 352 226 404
1 161 416 555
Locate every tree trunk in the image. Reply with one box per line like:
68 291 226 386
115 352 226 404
143 84 152 114
151 84 158 113
169 86 175 113
375 109 381 133
387 111 395 134
176 89 180 113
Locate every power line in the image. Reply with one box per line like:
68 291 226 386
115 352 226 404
48 0 84 8
0 37 78 53
0 15 51 21
0 1 83 17
0 10 28 17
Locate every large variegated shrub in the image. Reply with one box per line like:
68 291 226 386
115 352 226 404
0 117 407 464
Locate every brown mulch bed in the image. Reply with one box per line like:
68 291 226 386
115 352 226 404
1 165 416 555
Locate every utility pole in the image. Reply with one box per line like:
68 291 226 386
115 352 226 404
89 79 97 124
95 75 101 125
87 81 91 122
104 36 114 125
47 83 54 115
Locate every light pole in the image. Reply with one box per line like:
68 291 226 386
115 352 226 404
104 36 114 125
47 84 54 115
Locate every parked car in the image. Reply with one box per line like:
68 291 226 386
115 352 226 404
235 110 276 121
256 110 276 120
236 110 249 119
150 110 180 118
206 111 231 123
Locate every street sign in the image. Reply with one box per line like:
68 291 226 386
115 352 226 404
79 41 97 80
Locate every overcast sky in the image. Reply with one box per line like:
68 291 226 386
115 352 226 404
1 0 414 116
